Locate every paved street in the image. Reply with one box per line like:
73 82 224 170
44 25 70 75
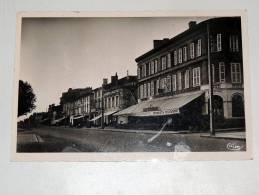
17 126 246 152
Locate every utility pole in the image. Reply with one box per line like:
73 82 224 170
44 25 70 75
101 84 104 129
207 23 215 136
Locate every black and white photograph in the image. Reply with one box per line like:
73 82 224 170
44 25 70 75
13 11 252 160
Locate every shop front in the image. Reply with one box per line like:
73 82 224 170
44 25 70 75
114 91 205 131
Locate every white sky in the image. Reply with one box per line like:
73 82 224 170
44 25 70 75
20 17 208 112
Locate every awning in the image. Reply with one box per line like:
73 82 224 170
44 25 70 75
89 110 119 121
73 115 84 120
51 116 66 125
114 91 204 117
54 116 66 123
104 110 119 116
89 114 102 122
39 118 49 123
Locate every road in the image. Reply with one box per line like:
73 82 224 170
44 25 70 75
17 126 246 152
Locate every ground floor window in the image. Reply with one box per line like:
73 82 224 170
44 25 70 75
232 94 244 117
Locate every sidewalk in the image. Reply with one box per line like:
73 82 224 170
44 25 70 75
46 125 246 140
81 127 191 134
200 131 246 140
67 126 245 136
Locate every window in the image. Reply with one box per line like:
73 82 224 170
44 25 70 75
150 81 154 96
139 85 143 99
167 53 171 68
174 50 177 65
177 72 182 90
108 97 111 108
165 75 171 92
161 56 167 70
143 83 147 98
193 67 201 87
154 59 158 73
184 70 190 88
178 48 182 63
115 96 119 107
230 35 239 52
150 61 154 75
172 74 177 91
146 63 150 76
183 46 187 62
147 82 150 97
190 43 195 59
148 62 151 76
197 39 202 57
216 34 222 51
231 63 241 83
142 65 146 77
219 62 225 83
156 79 159 94
157 58 161 72
137 67 140 79
112 97 114 107
160 78 165 90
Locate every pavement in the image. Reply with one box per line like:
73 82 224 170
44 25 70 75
201 131 246 140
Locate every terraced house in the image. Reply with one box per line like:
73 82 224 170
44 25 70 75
60 87 93 127
116 17 245 130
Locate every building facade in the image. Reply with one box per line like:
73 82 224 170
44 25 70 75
99 73 137 126
116 17 245 130
60 87 93 127
91 87 103 126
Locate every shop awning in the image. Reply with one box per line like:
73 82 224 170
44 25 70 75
104 110 119 116
73 115 84 120
114 91 204 117
89 114 102 122
89 110 120 121
51 116 66 125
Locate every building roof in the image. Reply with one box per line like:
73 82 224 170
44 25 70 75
104 75 137 91
60 87 92 103
135 17 241 62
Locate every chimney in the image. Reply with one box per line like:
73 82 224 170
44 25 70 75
153 38 169 49
103 78 108 86
111 72 118 85
188 21 197 29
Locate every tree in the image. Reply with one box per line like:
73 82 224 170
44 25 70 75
18 80 36 117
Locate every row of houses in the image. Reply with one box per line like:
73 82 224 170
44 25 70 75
45 72 138 128
43 17 245 131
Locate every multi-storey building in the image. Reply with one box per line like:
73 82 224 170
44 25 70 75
48 104 63 125
91 73 137 126
116 17 245 130
91 86 103 126
60 87 93 127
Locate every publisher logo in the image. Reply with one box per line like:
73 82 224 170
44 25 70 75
226 142 242 151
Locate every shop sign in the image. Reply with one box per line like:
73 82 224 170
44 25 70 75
151 108 179 116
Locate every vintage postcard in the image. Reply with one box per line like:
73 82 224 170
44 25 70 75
12 11 252 161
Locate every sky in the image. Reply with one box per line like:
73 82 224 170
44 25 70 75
20 17 209 113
